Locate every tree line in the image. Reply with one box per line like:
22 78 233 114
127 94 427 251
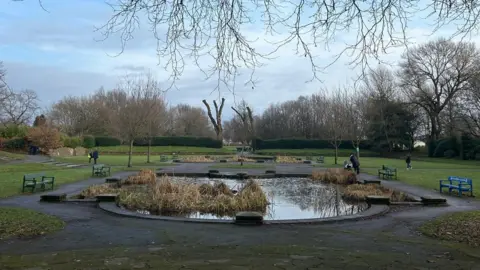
2 38 480 161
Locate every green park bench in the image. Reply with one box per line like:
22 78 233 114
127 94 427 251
378 165 397 180
92 164 111 177
160 155 169 162
316 156 325 163
22 172 55 193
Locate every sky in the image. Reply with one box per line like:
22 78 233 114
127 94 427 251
1 0 479 120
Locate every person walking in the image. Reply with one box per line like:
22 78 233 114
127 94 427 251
406 154 412 170
92 150 99 165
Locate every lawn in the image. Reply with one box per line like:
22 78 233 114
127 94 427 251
0 151 25 163
209 164 273 169
420 210 480 247
0 207 65 240
55 155 180 166
319 156 480 169
96 146 235 154
0 163 120 198
256 148 379 157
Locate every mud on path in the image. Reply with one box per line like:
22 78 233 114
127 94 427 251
0 165 479 269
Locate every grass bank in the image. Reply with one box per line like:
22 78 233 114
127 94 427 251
55 155 179 166
96 146 234 155
256 148 379 157
0 163 124 198
0 151 25 163
420 210 480 247
0 207 65 240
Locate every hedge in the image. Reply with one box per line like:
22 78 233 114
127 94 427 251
254 138 372 150
133 136 222 148
95 136 122 147
82 135 95 148
1 137 26 150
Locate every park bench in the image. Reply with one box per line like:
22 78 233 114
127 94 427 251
22 172 55 193
316 156 325 163
92 164 111 177
160 155 169 162
439 176 473 197
378 165 397 180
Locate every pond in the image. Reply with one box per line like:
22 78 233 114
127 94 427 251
134 177 368 221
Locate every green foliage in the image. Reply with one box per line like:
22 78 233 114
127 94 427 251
443 149 456 158
1 137 26 150
0 124 29 139
62 136 83 148
433 138 457 158
134 136 222 148
95 136 122 147
254 138 371 150
82 135 95 148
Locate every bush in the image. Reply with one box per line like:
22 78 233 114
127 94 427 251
0 124 29 139
433 138 456 158
254 138 371 150
133 136 222 148
2 137 26 150
443 149 457 158
27 126 63 153
95 136 121 147
82 135 95 148
62 136 83 148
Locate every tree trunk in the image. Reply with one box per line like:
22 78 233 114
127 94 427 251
334 145 338 165
147 138 151 163
128 140 134 167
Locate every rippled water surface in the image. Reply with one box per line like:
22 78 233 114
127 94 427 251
137 177 368 221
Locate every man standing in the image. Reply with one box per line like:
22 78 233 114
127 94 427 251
349 153 360 174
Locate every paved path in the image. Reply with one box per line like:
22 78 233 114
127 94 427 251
0 164 479 268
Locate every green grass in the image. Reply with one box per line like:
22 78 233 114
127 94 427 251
0 163 121 198
256 148 378 157
317 156 480 169
209 164 272 169
0 207 65 240
96 146 234 154
55 155 180 166
0 151 25 162
420 210 480 247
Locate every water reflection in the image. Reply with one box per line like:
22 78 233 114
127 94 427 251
159 177 368 221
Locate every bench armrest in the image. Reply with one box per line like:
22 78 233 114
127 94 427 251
439 179 451 184
42 176 55 181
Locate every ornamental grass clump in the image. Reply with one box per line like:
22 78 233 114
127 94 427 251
181 155 215 162
275 156 303 163
342 184 410 202
80 183 120 198
117 176 268 217
122 169 156 185
311 169 357 185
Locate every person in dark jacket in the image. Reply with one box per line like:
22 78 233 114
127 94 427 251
92 150 99 164
349 153 360 174
406 154 412 170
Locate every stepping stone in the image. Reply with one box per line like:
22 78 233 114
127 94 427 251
303 160 312 164
208 169 220 174
172 159 182 163
105 178 121 184
366 195 390 205
256 160 265 163
364 180 381 185
40 193 67 202
219 159 227 163
265 170 276 174
421 196 447 205
236 172 248 179
235 211 263 225
96 194 118 202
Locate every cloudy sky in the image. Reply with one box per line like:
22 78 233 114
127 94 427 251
0 0 476 119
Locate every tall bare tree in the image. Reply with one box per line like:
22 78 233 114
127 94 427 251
399 38 480 142
325 89 347 164
202 98 225 143
231 100 255 147
145 97 167 163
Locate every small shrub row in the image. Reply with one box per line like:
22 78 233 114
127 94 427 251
133 136 222 148
254 138 372 150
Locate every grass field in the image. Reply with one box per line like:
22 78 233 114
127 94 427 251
55 155 181 166
0 207 65 240
0 151 25 163
255 148 379 157
0 163 121 198
96 146 235 154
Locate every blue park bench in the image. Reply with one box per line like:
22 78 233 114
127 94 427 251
439 176 473 197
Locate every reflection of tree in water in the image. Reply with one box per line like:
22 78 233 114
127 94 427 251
261 178 367 218
170 177 367 219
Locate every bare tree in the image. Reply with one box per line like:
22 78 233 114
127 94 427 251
399 38 480 142
325 89 347 165
112 73 164 167
0 89 39 126
145 97 167 163
202 98 225 143
170 104 214 137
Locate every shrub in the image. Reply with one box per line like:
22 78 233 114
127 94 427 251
27 126 63 153
254 138 371 150
443 149 457 158
134 136 222 148
95 136 121 147
82 135 95 148
62 136 83 148
0 124 29 139
2 137 26 150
